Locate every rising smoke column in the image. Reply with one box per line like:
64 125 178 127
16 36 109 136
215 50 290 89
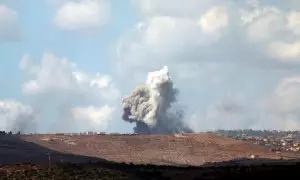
121 66 193 134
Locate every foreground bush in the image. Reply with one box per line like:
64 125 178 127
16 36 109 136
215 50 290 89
0 161 300 180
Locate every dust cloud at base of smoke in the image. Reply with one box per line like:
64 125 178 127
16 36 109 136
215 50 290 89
121 66 193 134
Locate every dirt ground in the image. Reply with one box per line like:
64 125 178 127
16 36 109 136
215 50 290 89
17 133 299 166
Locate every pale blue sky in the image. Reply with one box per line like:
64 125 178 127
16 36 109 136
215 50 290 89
0 0 136 103
0 0 300 133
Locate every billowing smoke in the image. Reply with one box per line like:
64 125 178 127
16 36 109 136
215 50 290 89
121 66 193 134
0 100 37 133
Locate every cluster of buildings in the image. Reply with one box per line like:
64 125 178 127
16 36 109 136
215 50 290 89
214 130 300 153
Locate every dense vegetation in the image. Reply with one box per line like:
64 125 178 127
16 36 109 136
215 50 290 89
0 161 300 180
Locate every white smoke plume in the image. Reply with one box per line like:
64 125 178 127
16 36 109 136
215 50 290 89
0 100 37 133
121 66 193 134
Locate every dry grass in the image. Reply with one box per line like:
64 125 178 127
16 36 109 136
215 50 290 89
20 133 300 166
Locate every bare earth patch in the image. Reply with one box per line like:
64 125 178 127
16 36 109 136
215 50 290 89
20 133 300 166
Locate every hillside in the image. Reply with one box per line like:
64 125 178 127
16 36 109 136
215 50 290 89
19 133 299 166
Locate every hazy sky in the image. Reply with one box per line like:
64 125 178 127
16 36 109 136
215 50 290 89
1 0 300 133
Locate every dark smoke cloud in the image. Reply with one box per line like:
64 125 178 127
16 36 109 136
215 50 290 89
121 66 193 134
